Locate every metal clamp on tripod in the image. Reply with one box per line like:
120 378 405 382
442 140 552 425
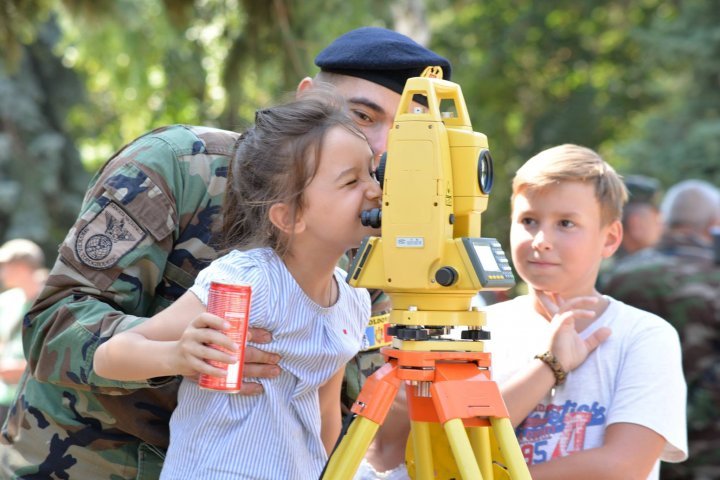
322 67 530 480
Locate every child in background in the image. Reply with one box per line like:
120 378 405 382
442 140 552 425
93 90 381 479
486 144 687 479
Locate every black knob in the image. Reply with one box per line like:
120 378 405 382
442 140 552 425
435 267 458 286
461 329 491 341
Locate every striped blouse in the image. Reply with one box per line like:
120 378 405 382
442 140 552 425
160 248 370 480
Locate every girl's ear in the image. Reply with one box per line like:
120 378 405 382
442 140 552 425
601 219 623 258
269 203 306 235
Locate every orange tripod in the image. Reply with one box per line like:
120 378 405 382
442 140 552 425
322 331 531 479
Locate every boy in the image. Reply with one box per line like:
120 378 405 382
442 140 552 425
486 144 687 479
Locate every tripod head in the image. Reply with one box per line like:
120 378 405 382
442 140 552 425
347 67 514 340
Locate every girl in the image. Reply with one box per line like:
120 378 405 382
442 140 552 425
93 89 382 479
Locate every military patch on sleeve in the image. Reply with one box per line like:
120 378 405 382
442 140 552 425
75 202 147 269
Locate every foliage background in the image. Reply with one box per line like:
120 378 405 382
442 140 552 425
1 0 718 269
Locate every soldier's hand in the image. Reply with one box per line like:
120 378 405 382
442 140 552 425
238 328 281 396
537 291 611 372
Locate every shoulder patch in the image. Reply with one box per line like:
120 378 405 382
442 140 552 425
75 202 147 269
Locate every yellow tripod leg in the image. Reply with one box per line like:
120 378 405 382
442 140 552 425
443 418 483 480
469 426 493 480
490 417 531 480
410 421 435 480
323 416 380 480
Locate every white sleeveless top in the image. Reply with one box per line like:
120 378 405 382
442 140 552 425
160 248 370 480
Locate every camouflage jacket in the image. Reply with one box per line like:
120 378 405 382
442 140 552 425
602 232 720 480
0 125 239 479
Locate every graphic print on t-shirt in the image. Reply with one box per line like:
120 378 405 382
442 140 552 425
516 400 607 465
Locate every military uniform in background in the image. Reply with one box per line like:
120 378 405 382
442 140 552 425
602 231 720 480
597 174 662 288
0 125 238 479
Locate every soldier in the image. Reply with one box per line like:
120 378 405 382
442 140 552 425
603 179 720 480
617 175 663 257
0 27 452 479
596 174 663 289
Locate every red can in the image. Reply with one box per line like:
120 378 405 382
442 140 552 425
198 281 252 393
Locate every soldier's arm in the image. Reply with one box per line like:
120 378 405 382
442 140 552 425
25 129 280 394
23 134 188 392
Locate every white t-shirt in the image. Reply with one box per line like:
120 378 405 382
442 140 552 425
161 248 370 480
484 295 688 479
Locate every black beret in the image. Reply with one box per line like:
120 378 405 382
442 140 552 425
624 175 662 205
315 27 452 95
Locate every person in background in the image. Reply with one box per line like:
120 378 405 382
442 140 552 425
0 26 452 479
617 175 664 256
486 144 687 479
597 174 663 288
0 239 47 421
603 179 720 480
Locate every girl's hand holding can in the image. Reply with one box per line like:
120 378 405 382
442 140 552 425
175 312 239 380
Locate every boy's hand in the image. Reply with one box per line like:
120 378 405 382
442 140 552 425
176 313 281 395
537 291 611 372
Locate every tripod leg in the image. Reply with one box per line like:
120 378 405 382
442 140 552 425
490 417 531 480
323 361 402 479
444 418 484 480
469 426 493 480
410 421 435 480
323 416 380 479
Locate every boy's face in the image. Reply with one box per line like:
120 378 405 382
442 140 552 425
510 181 622 298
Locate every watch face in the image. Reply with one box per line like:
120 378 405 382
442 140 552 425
478 148 494 194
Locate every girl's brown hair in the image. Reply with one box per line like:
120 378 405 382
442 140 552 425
222 87 365 257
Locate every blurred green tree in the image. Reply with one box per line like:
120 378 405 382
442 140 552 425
428 0 671 243
0 0 714 268
0 17 89 257
612 0 720 188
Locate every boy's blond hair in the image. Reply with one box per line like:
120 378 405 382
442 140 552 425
512 144 628 226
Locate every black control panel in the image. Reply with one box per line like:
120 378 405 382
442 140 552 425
461 237 515 289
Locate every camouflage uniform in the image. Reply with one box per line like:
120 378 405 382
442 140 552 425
602 232 720 480
0 125 239 479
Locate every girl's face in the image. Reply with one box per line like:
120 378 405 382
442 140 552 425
510 181 621 298
298 126 381 256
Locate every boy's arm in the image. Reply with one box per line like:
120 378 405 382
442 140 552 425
528 422 665 480
500 294 611 426
499 358 558 427
319 367 346 455
93 292 238 381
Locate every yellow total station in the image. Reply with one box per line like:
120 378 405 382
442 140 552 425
347 66 514 330
323 68 530 480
